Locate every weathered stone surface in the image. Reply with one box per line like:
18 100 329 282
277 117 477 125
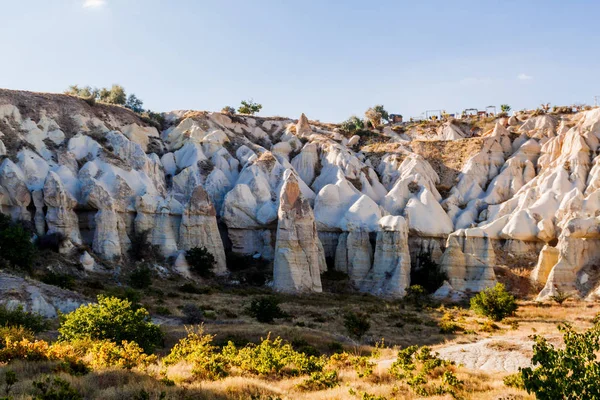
179 185 227 275
273 171 324 293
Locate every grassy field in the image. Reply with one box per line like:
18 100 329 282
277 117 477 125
2 273 599 399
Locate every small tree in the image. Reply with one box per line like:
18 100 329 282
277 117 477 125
238 99 262 115
0 214 36 270
125 94 144 113
59 296 164 353
343 311 371 341
365 105 389 127
221 106 236 115
519 321 600 399
470 283 517 321
98 84 127 105
246 296 287 323
186 247 216 278
340 116 365 134
500 104 511 113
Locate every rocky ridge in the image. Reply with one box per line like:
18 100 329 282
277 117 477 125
0 89 598 302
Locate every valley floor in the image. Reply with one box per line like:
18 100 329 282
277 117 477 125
3 278 598 399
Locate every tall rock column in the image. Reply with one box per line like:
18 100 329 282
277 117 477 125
179 185 227 275
43 172 81 246
364 216 412 297
273 171 324 293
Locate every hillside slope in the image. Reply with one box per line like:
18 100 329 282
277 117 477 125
0 88 598 302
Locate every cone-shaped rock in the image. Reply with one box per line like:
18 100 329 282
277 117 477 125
273 170 324 293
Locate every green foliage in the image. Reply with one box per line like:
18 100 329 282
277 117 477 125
237 99 262 115
40 271 75 290
186 247 216 278
0 214 36 270
223 335 325 377
181 304 204 324
549 286 572 305
221 106 236 115
163 326 226 380
503 373 524 389
340 116 365 134
226 252 271 286
411 252 447 293
0 325 35 347
389 345 459 396
247 296 287 323
3 370 17 396
343 311 370 341
404 285 430 308
500 104 511 113
0 304 48 333
125 94 144 113
128 265 153 289
98 84 127 105
139 110 165 131
519 322 600 399
128 230 163 262
89 340 157 370
470 283 518 321
32 376 82 400
297 370 339 391
365 105 389 127
58 296 164 353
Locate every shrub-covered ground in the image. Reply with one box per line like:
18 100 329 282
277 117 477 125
2 267 600 400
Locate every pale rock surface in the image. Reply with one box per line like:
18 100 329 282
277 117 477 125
273 172 324 293
179 185 227 275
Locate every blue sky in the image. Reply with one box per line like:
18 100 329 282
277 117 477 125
1 0 599 122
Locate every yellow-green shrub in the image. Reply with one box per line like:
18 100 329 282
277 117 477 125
89 340 157 370
223 335 324 377
163 326 227 380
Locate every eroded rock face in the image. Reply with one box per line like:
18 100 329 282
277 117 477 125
273 171 324 293
179 185 227 275
1 89 599 300
0 271 86 318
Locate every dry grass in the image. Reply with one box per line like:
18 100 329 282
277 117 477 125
2 273 598 399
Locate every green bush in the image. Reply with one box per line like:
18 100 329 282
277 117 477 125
297 370 339 391
340 116 365 134
226 252 271 286
246 296 287 323
128 230 163 262
163 326 227 380
411 252 447 293
404 285 430 309
128 265 153 289
3 370 17 397
0 304 48 333
500 104 511 113
519 322 600 399
221 106 236 115
186 247 215 278
343 311 370 341
58 296 163 353
40 271 75 290
32 376 82 400
0 325 35 347
223 335 324 377
0 214 36 270
470 283 517 321
237 99 262 115
181 304 204 324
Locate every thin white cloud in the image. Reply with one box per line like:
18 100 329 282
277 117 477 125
517 73 532 81
83 0 106 8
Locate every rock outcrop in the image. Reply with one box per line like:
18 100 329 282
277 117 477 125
273 171 324 293
0 88 599 300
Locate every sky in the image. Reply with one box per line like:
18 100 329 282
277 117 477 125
1 0 599 122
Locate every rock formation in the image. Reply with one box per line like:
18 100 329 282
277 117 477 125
273 171 324 293
0 88 599 300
